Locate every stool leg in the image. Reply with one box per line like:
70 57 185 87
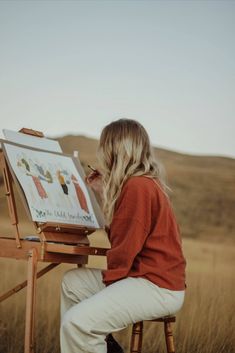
164 321 175 353
130 321 143 353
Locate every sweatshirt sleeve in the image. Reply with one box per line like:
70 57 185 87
102 177 154 286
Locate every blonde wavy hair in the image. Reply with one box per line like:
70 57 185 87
96 118 172 226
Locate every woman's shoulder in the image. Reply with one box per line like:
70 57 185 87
123 175 165 197
125 175 153 184
123 175 149 189
125 175 160 188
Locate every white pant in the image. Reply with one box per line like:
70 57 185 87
60 267 185 353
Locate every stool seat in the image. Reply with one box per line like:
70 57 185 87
130 316 176 353
149 315 176 323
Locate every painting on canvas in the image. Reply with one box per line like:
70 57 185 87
2 142 100 228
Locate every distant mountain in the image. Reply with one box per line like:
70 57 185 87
1 134 234 242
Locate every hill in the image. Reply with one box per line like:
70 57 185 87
0 134 235 242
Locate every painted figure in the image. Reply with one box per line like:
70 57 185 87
71 174 89 213
17 157 48 199
31 175 48 199
57 170 69 195
45 170 53 183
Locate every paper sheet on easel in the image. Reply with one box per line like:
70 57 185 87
2 141 101 228
2 129 62 153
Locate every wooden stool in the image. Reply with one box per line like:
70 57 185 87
130 316 176 353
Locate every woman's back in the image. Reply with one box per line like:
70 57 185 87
102 175 187 290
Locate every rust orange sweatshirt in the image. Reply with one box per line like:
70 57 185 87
102 175 187 290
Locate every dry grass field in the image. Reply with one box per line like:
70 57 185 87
1 134 235 353
0 232 235 353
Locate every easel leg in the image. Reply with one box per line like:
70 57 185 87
25 248 37 353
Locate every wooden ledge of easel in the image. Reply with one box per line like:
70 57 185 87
0 237 92 264
39 231 91 244
44 242 108 256
39 222 99 236
37 223 104 244
19 127 44 137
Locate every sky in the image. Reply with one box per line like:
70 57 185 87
0 0 234 158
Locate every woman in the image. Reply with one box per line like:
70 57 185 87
60 118 187 353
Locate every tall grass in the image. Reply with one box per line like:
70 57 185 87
0 238 235 353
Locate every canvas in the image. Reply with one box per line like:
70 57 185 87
2 142 100 228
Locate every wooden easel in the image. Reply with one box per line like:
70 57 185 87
0 128 109 353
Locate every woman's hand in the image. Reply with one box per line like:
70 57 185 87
85 170 103 195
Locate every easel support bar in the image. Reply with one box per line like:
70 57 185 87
0 263 59 303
